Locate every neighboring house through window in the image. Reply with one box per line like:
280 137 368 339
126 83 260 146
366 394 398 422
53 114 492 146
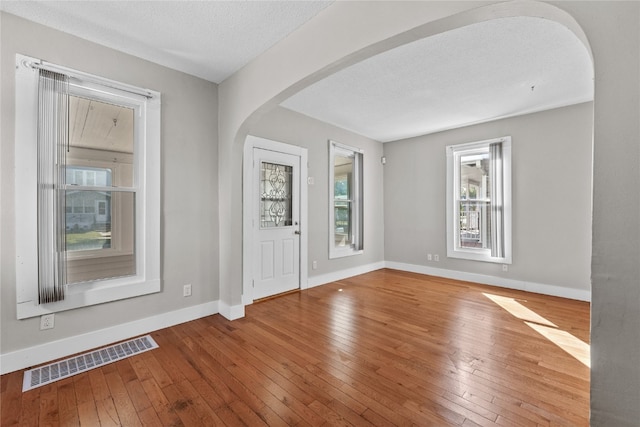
14 54 161 319
446 136 512 264
329 140 363 259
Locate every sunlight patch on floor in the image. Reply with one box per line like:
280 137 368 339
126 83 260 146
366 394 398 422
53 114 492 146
483 293 590 368
526 321 590 367
483 293 557 327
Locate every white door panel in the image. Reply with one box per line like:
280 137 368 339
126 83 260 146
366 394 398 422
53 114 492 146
282 238 295 276
260 241 274 280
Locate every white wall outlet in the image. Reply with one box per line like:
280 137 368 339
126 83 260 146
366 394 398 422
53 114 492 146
307 177 314 185
312 260 318 270
427 253 433 261
40 313 55 330
434 254 440 262
183 284 192 297
502 264 509 272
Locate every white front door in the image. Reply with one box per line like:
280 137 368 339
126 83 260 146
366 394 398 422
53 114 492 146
252 148 301 300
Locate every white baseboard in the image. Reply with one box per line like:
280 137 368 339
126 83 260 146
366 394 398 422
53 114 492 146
218 300 245 320
0 301 219 375
307 261 385 288
385 261 591 302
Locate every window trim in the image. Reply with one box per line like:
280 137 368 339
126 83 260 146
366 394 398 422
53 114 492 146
329 140 364 259
15 54 161 319
446 136 512 264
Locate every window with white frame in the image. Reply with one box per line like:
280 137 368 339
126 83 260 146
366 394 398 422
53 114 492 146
329 140 363 258
446 137 512 264
14 54 161 319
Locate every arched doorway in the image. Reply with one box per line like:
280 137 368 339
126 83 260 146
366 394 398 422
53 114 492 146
227 1 594 314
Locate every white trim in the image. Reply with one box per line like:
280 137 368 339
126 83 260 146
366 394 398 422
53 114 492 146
242 135 308 305
0 301 219 375
19 55 157 100
218 301 246 321
307 261 385 288
384 261 591 302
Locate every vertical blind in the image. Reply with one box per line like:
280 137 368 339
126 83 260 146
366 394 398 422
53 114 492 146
37 69 68 304
489 141 504 259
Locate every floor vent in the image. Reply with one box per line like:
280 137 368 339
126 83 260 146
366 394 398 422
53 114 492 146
22 335 158 392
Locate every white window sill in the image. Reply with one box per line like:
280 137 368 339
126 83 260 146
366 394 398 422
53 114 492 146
447 248 512 264
17 277 160 319
329 248 364 259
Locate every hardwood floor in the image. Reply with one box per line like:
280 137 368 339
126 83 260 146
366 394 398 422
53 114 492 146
1 269 590 426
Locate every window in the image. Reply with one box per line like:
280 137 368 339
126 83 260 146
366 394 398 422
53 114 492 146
446 137 512 264
329 140 363 258
15 54 161 319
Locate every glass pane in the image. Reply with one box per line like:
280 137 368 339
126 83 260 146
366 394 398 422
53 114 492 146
334 155 353 200
65 166 114 253
64 95 136 283
66 190 113 251
334 201 352 247
66 191 136 283
460 151 489 200
67 166 112 187
69 96 134 154
260 162 292 228
459 150 491 249
459 200 491 249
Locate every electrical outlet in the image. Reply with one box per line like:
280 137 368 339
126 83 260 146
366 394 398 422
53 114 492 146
183 284 192 297
40 314 55 330
434 254 440 262
427 253 432 261
312 260 318 270
502 264 509 272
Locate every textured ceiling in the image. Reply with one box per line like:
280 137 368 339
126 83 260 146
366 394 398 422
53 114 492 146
2 3 593 142
0 0 332 83
282 16 594 142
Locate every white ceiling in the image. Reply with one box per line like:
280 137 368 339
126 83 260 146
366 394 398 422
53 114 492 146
0 0 333 83
282 16 594 142
2 2 593 143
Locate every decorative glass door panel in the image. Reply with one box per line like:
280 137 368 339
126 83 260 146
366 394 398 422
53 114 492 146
260 162 293 228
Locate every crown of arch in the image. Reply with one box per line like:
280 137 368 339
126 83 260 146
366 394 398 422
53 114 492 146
230 0 592 149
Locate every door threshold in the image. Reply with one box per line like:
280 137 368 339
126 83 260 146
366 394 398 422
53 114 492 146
254 289 300 304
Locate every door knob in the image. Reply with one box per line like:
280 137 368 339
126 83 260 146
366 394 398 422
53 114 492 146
294 230 301 235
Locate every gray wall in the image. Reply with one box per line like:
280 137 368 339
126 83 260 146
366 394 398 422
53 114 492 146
563 2 640 424
384 102 593 293
249 106 385 277
0 13 219 353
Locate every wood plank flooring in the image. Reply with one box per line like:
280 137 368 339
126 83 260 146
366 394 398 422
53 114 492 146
1 269 591 426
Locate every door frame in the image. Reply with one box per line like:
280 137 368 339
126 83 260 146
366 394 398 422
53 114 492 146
242 135 308 305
